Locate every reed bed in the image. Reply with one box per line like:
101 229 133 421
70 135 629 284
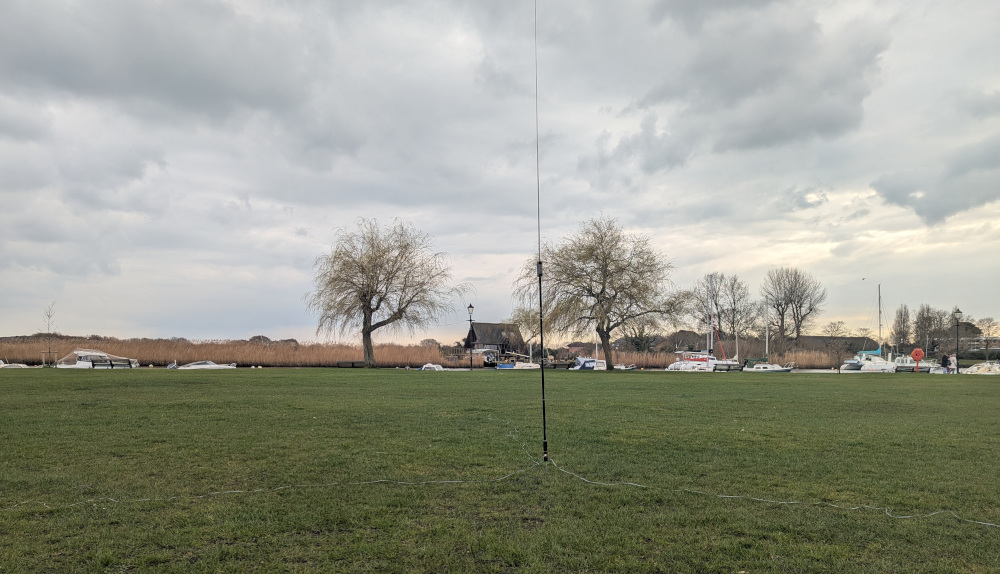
3 335 841 369
0 336 477 368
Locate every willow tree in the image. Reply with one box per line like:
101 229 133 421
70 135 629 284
515 216 685 370
308 218 467 367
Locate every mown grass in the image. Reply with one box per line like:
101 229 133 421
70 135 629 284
1 369 997 572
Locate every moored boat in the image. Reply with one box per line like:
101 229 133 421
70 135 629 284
56 349 139 369
666 350 742 372
173 360 237 370
745 362 794 373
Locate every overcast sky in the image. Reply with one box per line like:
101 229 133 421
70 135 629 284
1 0 998 346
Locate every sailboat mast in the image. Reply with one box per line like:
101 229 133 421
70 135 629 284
764 304 769 358
878 283 883 356
706 306 711 352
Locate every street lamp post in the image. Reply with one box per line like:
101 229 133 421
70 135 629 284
467 303 475 370
954 308 963 374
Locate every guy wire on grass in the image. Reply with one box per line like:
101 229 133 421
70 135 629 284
3 410 998 531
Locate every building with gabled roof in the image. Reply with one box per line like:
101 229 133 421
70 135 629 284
463 322 526 355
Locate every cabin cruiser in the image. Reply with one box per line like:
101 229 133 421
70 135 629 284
893 356 936 373
745 362 794 373
56 349 139 369
840 351 895 373
571 357 607 370
666 350 742 372
962 361 1000 375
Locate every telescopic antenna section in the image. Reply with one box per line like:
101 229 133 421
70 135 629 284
537 259 547 462
534 0 548 464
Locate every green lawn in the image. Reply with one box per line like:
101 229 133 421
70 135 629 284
1 368 997 572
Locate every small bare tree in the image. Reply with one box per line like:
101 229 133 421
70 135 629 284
760 266 827 339
514 216 686 369
975 317 996 360
890 304 911 348
307 218 468 367
822 320 850 369
42 301 56 366
691 272 758 358
912 303 950 351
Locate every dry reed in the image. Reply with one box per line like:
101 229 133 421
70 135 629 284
0 336 478 369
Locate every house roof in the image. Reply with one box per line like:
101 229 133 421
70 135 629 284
795 335 878 350
471 322 525 349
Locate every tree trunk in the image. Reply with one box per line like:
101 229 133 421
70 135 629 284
362 329 375 367
362 309 376 368
598 328 614 370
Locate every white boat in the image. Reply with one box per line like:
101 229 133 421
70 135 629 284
745 362 794 373
962 361 1000 375
841 350 896 372
56 349 139 369
513 362 540 369
893 356 936 373
0 359 37 368
841 352 895 373
840 357 863 371
571 357 607 370
419 363 444 371
666 351 714 371
666 350 742 372
173 360 236 370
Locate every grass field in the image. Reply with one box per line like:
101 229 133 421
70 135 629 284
1 369 998 572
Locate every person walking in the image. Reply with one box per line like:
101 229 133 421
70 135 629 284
949 353 958 374
941 354 950 374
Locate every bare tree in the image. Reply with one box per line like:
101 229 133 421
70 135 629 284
690 272 725 336
760 267 827 339
514 216 686 369
822 320 850 369
692 272 758 358
42 301 56 366
913 304 950 352
721 274 760 355
890 304 911 347
506 305 552 360
855 327 874 346
507 305 548 345
621 318 660 353
976 317 997 360
307 218 468 367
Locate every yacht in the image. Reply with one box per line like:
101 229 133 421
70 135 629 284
56 349 139 369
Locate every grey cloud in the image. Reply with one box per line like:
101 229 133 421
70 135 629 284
579 114 691 184
646 9 886 146
779 186 829 211
871 136 1000 223
0 145 55 191
475 56 533 99
0 97 52 141
0 1 313 121
580 3 888 194
959 89 1000 119
649 0 782 31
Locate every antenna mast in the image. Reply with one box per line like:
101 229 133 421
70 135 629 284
534 0 549 463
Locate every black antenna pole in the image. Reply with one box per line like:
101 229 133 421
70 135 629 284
534 0 548 463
